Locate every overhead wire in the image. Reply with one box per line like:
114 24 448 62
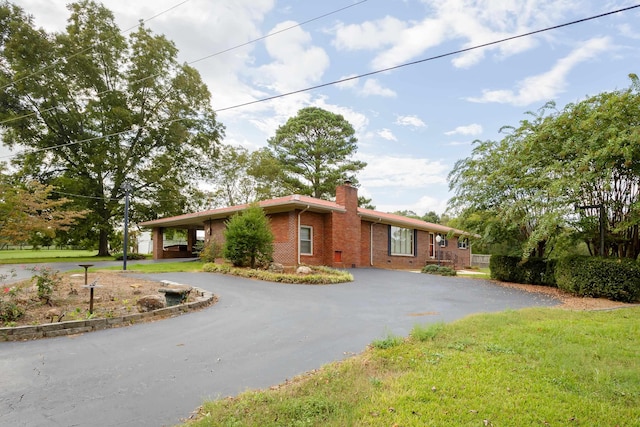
0 0 369 126
2 3 638 204
216 4 640 112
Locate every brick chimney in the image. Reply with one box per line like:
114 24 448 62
335 181 358 211
332 182 360 268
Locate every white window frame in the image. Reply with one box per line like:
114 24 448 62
429 233 435 258
458 237 468 249
300 225 313 255
437 234 447 248
390 226 414 256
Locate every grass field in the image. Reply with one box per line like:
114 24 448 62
0 249 112 264
185 307 640 427
98 260 205 273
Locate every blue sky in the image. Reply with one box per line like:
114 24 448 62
9 0 640 215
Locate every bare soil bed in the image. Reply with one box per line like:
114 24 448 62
3 271 198 327
492 280 638 310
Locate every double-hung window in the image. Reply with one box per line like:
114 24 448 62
300 226 313 255
390 226 414 256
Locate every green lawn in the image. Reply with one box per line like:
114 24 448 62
0 249 112 264
98 261 205 273
185 307 640 427
457 267 491 279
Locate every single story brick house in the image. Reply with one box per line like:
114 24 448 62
140 184 473 269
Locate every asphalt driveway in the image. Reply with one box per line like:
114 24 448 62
0 268 559 427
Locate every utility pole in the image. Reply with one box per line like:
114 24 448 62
122 182 133 270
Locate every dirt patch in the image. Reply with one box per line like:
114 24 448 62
492 280 638 310
3 270 200 327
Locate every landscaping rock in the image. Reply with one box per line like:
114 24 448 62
268 263 285 273
296 266 312 275
136 295 166 312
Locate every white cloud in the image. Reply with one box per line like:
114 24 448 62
336 78 396 98
333 16 407 51
335 74 360 89
377 129 397 141
395 115 427 128
445 123 483 136
358 154 448 188
334 0 579 70
376 195 449 216
255 21 330 93
360 79 397 97
467 37 613 106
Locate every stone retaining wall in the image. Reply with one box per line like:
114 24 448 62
0 287 215 342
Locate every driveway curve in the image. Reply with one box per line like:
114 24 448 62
0 268 559 427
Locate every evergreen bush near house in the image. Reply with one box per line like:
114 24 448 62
490 255 556 286
223 204 274 269
556 256 640 302
421 264 457 276
199 239 222 263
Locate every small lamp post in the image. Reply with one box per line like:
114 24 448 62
435 235 442 266
122 182 133 271
78 264 100 314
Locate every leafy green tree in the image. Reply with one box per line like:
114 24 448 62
0 170 87 246
267 107 366 199
0 1 224 255
421 211 440 224
358 196 375 210
449 75 640 259
207 145 288 207
223 204 274 268
393 210 419 219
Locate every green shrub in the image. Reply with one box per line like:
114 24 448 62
29 266 62 303
202 263 353 284
490 255 556 286
199 239 222 263
421 264 457 276
223 204 274 268
556 256 640 302
113 252 146 260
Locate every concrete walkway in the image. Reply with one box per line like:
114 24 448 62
0 268 559 427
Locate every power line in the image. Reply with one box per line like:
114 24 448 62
1 3 638 162
0 0 191 92
217 4 640 112
0 0 368 126
189 0 368 66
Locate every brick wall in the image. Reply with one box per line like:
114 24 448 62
366 223 470 269
299 211 327 266
270 212 297 265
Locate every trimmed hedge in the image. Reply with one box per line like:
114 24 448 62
556 256 640 303
202 263 353 285
113 252 147 261
490 255 556 286
421 264 457 276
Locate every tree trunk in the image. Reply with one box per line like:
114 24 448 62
98 228 110 256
